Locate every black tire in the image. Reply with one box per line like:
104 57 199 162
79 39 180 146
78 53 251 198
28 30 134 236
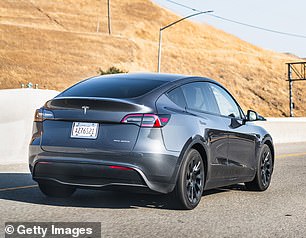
38 181 76 198
173 149 205 210
245 144 273 191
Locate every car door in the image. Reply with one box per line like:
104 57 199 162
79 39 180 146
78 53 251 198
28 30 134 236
209 83 257 178
180 82 230 181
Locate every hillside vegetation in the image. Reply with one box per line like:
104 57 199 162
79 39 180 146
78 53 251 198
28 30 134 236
0 0 305 116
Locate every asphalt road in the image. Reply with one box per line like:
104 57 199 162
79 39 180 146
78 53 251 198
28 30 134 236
0 143 305 238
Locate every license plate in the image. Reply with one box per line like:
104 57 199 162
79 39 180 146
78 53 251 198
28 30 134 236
71 122 99 139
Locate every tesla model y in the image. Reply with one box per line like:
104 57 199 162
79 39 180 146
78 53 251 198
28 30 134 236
29 73 274 209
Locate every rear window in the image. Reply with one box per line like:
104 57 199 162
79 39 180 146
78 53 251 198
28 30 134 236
59 77 167 98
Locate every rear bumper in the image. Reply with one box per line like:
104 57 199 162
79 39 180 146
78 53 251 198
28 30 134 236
29 145 180 194
33 161 146 187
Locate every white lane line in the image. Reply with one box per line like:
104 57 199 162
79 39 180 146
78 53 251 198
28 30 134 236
0 185 38 192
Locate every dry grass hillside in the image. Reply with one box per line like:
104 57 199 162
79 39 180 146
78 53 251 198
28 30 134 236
0 0 305 116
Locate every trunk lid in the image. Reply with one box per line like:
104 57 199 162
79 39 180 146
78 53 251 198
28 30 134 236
40 97 151 154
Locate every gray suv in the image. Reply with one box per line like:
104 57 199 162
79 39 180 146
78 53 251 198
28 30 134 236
29 73 274 209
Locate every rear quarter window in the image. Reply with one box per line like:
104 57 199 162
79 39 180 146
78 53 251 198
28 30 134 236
166 87 187 108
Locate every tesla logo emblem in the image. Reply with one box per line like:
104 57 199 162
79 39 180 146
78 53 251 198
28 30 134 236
81 106 89 115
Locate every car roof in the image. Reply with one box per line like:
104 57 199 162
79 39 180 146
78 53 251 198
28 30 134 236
93 72 190 82
56 72 223 103
93 72 219 84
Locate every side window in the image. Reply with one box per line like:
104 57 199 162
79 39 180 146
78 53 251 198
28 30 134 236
167 87 187 109
181 82 220 114
209 83 241 119
181 83 207 112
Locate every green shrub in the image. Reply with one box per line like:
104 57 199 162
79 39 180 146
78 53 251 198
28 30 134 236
98 66 127 75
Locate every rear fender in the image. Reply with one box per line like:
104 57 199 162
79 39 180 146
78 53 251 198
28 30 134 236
169 135 209 190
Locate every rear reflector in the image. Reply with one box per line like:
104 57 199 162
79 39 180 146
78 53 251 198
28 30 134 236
109 165 133 171
121 114 170 128
37 161 51 164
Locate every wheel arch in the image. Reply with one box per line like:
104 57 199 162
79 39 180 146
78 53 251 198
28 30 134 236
191 143 208 184
263 137 275 164
172 135 209 187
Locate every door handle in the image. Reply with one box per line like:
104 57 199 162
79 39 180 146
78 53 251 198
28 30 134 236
199 120 206 125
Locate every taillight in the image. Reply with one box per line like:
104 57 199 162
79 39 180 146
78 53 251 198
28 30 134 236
142 114 161 127
121 114 170 128
34 109 54 122
121 114 143 126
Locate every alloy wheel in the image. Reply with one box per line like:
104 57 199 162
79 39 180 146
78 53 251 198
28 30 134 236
261 150 272 187
185 155 204 204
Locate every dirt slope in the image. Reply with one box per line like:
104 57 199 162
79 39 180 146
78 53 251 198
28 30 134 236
0 0 305 116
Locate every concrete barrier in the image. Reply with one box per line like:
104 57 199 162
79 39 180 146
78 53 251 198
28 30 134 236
0 89 59 164
254 118 306 144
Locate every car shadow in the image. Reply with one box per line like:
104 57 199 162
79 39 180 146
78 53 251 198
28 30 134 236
0 173 246 210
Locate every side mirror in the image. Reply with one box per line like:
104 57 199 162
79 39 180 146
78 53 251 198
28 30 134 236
247 110 258 121
246 110 266 121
